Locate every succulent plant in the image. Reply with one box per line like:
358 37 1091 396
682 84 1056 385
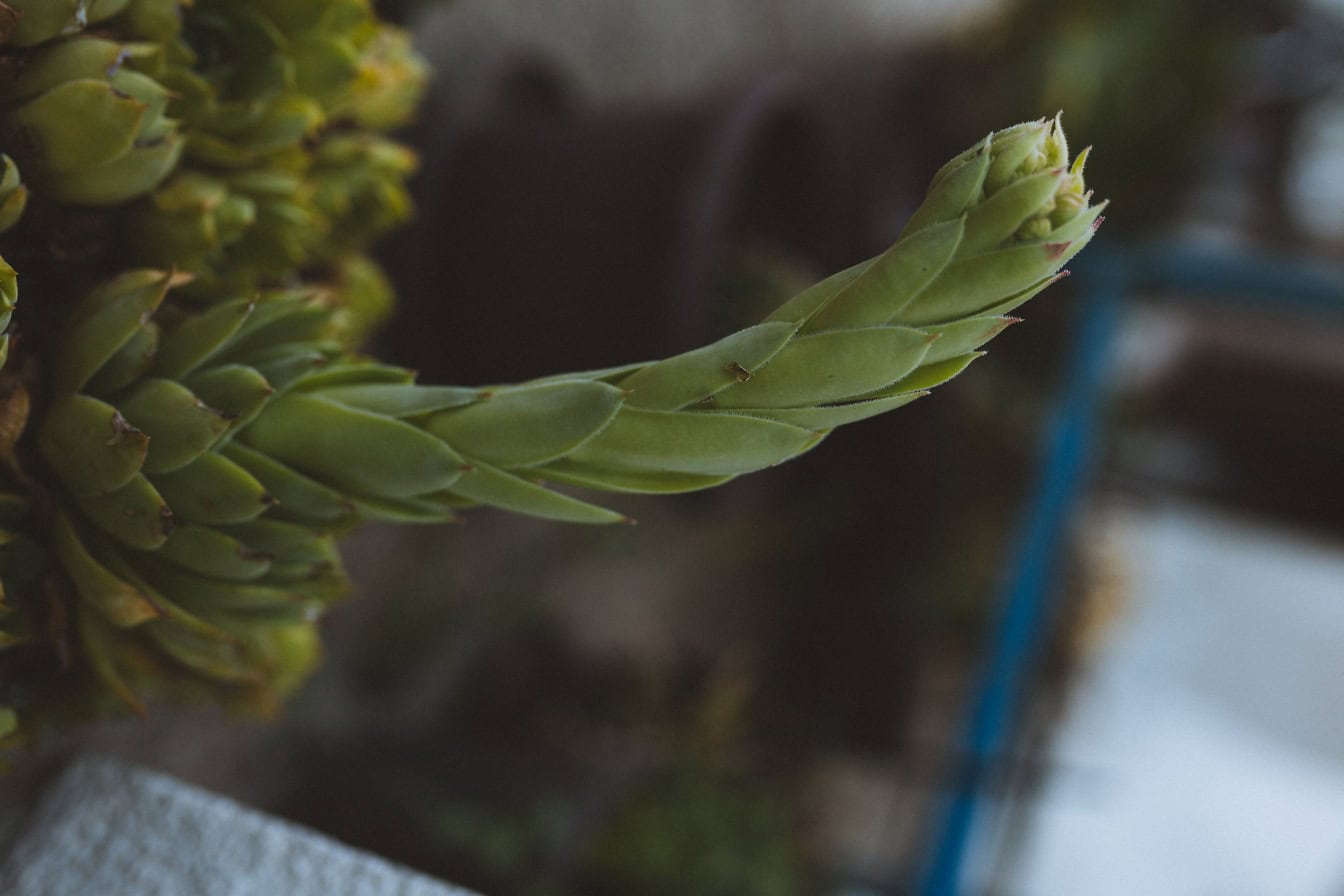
0 0 133 49
0 0 1103 750
0 35 183 205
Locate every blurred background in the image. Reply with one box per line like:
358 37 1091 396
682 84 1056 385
8 0 1344 893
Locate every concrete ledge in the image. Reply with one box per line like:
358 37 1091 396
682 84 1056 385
0 755 478 896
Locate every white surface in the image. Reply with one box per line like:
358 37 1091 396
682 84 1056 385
1008 501 1344 895
0 756 477 896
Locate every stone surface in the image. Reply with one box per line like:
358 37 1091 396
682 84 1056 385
998 500 1344 895
0 755 478 896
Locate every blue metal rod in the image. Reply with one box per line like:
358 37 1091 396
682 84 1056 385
916 249 1127 896
914 240 1343 895
1131 243 1344 314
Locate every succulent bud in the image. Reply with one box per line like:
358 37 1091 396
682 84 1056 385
126 172 257 272
309 133 417 258
0 37 183 204
339 25 429 132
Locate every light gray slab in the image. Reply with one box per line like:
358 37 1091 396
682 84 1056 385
1002 500 1344 895
0 755 479 896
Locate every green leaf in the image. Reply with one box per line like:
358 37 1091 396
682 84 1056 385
449 462 626 524
566 408 818 476
152 452 273 525
243 393 466 499
158 524 273 581
38 394 148 497
805 218 964 330
221 442 355 527
51 508 162 627
617 322 797 410
425 380 625 468
154 296 256 379
709 391 927 430
316 382 480 418
72 473 173 550
117 378 234 473
53 270 178 395
922 315 1017 365
712 326 934 409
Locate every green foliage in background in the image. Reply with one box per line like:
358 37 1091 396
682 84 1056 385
972 0 1249 227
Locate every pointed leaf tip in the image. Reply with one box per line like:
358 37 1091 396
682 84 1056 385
1071 146 1092 177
